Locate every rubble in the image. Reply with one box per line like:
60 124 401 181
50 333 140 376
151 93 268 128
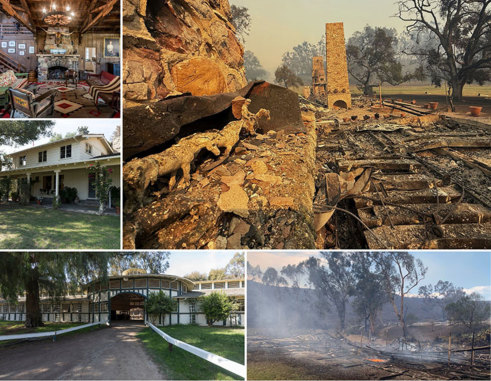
123 84 317 249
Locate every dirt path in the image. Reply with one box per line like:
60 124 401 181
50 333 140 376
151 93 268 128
0 322 165 380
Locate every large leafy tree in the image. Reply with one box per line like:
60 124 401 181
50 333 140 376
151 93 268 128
244 50 267 81
0 121 54 146
0 121 54 168
108 252 170 275
200 291 236 326
0 252 170 327
261 267 287 287
281 37 325 84
300 252 355 331
418 280 466 320
275 65 304 88
347 26 411 95
225 252 245 278
351 253 387 337
372 252 427 338
397 0 491 100
184 271 208 281
0 253 111 327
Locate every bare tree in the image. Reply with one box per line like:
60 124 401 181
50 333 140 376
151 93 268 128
397 0 491 100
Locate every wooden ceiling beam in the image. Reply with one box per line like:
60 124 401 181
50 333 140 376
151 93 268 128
80 0 118 34
18 0 35 27
80 0 98 32
0 0 34 32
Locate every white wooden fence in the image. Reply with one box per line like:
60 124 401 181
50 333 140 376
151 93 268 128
0 321 107 341
147 322 246 379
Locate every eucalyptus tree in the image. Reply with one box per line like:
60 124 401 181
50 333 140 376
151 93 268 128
371 252 427 338
0 252 170 327
299 252 356 331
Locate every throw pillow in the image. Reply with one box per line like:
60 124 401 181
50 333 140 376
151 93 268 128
0 70 17 87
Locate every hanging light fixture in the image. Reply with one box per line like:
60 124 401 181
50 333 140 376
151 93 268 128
42 0 75 26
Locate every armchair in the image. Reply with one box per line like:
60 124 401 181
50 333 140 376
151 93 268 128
8 88 57 118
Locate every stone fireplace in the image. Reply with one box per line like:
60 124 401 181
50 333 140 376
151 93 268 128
36 27 79 82
37 55 79 81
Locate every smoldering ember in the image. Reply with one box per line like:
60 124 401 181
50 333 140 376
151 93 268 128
247 251 491 380
122 0 490 250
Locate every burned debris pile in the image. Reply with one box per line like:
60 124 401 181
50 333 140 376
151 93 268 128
311 100 491 249
123 82 317 249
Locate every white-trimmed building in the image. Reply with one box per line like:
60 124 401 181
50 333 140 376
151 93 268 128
0 271 245 327
0 134 120 204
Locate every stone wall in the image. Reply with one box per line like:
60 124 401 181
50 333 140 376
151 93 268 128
325 22 351 109
312 55 326 99
123 0 247 104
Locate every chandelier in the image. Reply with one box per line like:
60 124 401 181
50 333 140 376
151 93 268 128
42 2 75 26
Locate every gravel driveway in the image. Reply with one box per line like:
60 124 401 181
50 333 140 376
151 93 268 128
0 322 164 380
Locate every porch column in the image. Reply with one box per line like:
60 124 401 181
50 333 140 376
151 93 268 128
54 170 60 197
26 173 31 184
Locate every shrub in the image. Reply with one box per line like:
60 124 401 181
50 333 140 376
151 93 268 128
145 290 177 325
200 291 237 326
60 187 78 204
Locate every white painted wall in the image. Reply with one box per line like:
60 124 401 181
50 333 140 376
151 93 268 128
9 136 113 170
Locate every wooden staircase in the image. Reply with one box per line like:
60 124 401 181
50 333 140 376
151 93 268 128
0 22 32 73
0 49 27 73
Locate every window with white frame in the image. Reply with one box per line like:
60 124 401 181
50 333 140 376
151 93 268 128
85 143 92 154
60 144 72 159
19 156 26 166
38 150 47 163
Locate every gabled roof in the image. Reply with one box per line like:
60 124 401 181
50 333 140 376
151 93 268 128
7 134 115 156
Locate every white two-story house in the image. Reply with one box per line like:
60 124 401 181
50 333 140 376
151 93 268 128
0 134 120 204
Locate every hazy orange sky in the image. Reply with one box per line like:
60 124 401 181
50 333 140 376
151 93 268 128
230 0 407 75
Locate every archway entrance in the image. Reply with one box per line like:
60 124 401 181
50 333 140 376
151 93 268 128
110 293 144 321
333 100 348 109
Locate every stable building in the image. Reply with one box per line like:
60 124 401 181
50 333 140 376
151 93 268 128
0 270 245 327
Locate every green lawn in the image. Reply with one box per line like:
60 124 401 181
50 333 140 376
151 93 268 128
0 206 120 249
138 325 245 380
0 321 83 335
0 321 105 347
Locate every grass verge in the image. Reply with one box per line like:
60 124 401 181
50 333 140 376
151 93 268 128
137 325 244 380
0 321 105 347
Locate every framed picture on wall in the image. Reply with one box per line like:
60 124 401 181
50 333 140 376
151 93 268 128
19 50 25 56
18 43 26 50
8 41 15 47
29 46 35 54
1 42 7 48
7 48 15 54
103 38 120 58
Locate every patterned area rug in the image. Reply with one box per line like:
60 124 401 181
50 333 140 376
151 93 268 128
0 80 119 118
